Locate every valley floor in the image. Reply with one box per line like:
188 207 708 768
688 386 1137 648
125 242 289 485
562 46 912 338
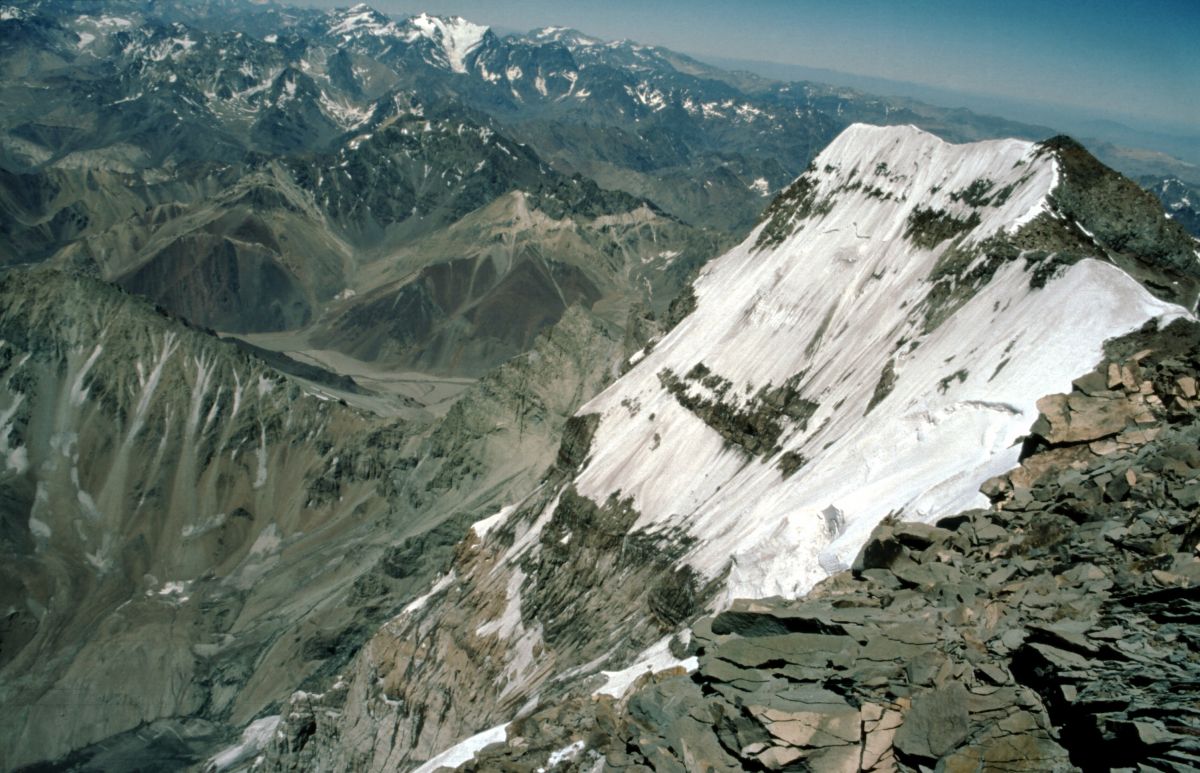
234 330 475 418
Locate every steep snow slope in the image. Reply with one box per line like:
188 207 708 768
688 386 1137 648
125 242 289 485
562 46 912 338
262 124 1197 771
573 123 1187 601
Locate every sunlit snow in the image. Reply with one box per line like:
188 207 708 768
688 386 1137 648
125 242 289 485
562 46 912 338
412 723 508 773
567 124 1189 604
405 13 488 74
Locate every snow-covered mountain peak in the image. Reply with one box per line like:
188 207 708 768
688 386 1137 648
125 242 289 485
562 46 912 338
763 122 1058 254
525 25 601 48
552 123 1189 603
327 3 399 39
403 12 489 73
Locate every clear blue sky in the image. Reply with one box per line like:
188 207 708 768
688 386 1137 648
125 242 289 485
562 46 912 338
301 0 1200 134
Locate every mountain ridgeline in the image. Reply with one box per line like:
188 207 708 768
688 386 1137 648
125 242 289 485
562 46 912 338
2 1 1200 771
7 0 1189 379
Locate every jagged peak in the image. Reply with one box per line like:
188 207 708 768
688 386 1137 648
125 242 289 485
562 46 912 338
402 12 489 73
326 3 398 38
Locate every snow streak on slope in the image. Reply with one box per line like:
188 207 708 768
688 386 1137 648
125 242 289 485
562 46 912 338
405 13 488 73
568 124 1187 602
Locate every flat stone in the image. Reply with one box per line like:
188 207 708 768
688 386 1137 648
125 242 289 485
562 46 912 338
906 651 949 687
893 522 955 550
1024 642 1096 672
755 745 803 769
893 682 970 761
1033 392 1141 444
1089 438 1124 455
700 658 769 685
805 743 864 772
853 524 910 572
1073 370 1111 396
715 633 848 669
861 709 904 771
758 706 861 748
1088 625 1126 641
1108 362 1123 389
1120 364 1140 392
862 635 935 662
973 522 1009 544
975 663 1010 685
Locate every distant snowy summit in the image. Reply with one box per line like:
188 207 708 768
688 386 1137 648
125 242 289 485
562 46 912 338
325 4 490 73
403 13 489 73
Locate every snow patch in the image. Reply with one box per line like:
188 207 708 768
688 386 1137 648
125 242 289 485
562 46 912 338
319 91 372 130
182 512 227 539
149 580 192 603
28 516 51 541
594 635 698 698
253 423 268 489
542 740 586 770
69 344 104 407
328 5 398 39
471 503 516 539
412 723 508 773
93 15 132 28
0 393 27 474
77 489 101 521
206 715 281 772
401 570 457 615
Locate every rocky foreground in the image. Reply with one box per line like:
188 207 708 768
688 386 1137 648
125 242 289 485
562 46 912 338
452 317 1200 772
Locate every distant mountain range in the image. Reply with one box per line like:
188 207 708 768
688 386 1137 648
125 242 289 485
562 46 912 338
3 0 1195 380
2 2 1199 771
700 53 1200 171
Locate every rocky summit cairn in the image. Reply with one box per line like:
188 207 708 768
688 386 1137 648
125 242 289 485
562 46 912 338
456 318 1200 772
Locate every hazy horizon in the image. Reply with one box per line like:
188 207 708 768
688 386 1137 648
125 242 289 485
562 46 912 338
294 0 1199 141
